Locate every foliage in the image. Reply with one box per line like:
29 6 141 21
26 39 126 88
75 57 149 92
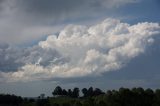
1 87 160 106
0 94 23 105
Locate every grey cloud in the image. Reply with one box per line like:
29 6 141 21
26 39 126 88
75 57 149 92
0 0 5 9
0 43 63 72
0 0 139 23
0 18 159 82
0 0 139 44
0 43 23 72
18 0 85 14
15 0 138 21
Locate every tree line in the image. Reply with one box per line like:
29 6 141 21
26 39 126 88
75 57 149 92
52 86 105 98
0 94 23 106
1 87 160 106
51 86 160 106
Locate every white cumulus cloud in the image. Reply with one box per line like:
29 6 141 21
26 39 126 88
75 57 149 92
0 18 160 82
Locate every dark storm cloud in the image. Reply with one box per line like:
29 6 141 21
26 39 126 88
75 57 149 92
1 0 136 22
0 0 7 12
12 0 107 22
18 0 86 14
0 0 5 5
15 0 89 22
0 0 139 44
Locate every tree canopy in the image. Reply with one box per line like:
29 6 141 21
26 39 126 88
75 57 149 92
1 87 160 106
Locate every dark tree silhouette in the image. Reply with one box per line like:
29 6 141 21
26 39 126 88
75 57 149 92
93 88 104 96
68 89 73 97
52 86 63 96
88 87 94 97
72 87 79 98
2 87 160 106
0 94 23 105
82 88 88 97
62 89 68 96
153 89 160 106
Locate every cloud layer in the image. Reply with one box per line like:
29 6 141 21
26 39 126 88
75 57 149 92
0 18 159 82
0 0 139 44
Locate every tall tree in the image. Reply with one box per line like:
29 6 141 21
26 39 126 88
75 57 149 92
82 88 88 97
68 89 72 97
62 89 68 96
72 87 79 98
52 86 62 96
88 87 94 97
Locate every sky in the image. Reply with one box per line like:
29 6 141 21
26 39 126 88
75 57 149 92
0 0 160 97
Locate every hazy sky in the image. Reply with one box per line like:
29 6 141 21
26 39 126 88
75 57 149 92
0 0 160 97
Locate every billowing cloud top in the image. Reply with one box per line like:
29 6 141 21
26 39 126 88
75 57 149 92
0 18 159 82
